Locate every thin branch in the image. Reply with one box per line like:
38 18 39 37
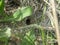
17 24 54 30
49 0 60 45
43 0 51 6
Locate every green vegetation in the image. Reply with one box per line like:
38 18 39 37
0 0 60 45
0 0 32 22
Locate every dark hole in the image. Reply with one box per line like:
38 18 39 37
8 0 19 7
57 13 59 17
37 0 42 3
54 42 58 45
26 18 31 25
8 40 17 45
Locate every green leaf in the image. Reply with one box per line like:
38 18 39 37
0 6 32 22
0 27 11 41
19 30 35 45
25 30 35 42
0 0 4 14
21 30 35 45
13 6 32 21
56 0 60 3
5 27 11 37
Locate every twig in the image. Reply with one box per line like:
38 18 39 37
43 0 51 6
46 11 55 28
49 0 60 45
18 24 54 30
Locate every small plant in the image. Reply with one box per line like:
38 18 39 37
0 0 4 15
0 27 11 45
19 29 36 45
0 0 32 22
0 0 33 45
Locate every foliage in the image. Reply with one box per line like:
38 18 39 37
20 30 36 45
0 27 11 45
0 0 33 45
0 6 32 22
0 0 58 45
0 0 32 22
56 0 60 3
0 0 4 15
13 6 32 21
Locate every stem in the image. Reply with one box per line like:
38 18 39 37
50 0 60 45
41 27 46 45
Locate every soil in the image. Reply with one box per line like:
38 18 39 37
0 0 60 45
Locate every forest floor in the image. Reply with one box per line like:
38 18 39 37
0 0 60 45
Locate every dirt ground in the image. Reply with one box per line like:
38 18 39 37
0 0 60 45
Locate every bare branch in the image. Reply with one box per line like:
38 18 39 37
49 0 60 45
18 24 54 30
